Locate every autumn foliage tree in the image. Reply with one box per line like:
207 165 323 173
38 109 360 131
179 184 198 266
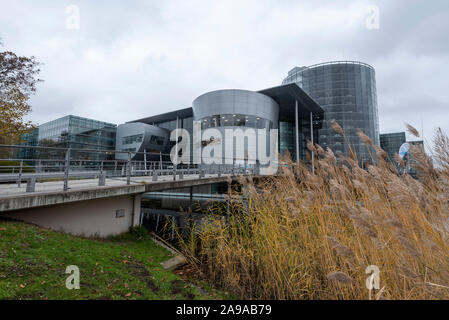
0 38 42 145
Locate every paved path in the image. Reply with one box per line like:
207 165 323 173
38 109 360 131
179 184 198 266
0 173 235 212
0 173 231 198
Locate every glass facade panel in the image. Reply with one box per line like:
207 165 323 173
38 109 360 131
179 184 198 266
380 132 406 163
279 121 295 160
149 135 165 146
283 61 380 164
122 134 143 145
199 114 273 130
22 115 117 160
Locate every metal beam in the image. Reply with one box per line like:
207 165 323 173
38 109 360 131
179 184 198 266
295 100 300 163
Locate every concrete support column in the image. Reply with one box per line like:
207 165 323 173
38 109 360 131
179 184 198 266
295 100 300 163
132 194 141 227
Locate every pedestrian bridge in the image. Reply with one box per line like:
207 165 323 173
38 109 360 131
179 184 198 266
0 171 248 237
0 144 269 237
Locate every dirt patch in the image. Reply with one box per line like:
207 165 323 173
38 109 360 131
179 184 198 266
146 279 159 292
128 261 160 292
170 279 194 299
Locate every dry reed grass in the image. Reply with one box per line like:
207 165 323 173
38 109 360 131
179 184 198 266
179 124 449 300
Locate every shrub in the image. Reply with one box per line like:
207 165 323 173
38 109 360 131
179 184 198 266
0 160 35 174
180 125 449 300
129 226 149 240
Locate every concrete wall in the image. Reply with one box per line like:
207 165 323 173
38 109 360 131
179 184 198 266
4 195 141 238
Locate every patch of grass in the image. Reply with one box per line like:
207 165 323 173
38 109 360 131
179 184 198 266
0 220 215 300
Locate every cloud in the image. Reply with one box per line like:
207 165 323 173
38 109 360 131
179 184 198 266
0 0 448 149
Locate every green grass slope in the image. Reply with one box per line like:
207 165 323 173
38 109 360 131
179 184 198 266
0 219 210 300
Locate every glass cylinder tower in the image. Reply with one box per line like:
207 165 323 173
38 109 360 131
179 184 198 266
282 61 379 163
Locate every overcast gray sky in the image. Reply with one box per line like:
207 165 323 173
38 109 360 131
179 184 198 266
1 0 448 147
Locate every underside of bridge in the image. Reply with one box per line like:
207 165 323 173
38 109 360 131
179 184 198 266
3 194 142 237
0 175 233 237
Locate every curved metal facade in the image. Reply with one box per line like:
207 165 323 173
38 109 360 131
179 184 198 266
192 89 279 166
282 61 380 162
115 122 170 160
193 89 279 128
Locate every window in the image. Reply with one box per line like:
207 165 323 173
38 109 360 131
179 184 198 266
122 134 143 145
116 209 125 218
150 135 165 146
199 114 272 129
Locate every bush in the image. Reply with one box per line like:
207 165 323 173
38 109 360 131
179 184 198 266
129 226 149 240
181 125 449 300
0 160 35 174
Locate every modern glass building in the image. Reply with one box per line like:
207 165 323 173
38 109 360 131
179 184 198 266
380 132 406 163
20 115 117 160
282 61 380 163
115 122 170 161
18 129 39 159
121 108 193 162
118 83 324 167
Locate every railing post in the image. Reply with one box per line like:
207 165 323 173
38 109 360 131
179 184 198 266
144 149 147 175
127 152 131 185
99 160 105 186
17 160 23 188
63 148 71 191
26 177 36 193
152 170 158 181
98 172 106 186
159 152 162 170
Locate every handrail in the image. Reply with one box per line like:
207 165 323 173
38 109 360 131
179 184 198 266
0 143 269 193
290 61 375 74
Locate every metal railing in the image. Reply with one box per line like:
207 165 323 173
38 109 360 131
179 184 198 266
0 144 263 193
300 60 375 71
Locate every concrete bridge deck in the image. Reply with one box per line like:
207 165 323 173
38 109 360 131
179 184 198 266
0 173 232 212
